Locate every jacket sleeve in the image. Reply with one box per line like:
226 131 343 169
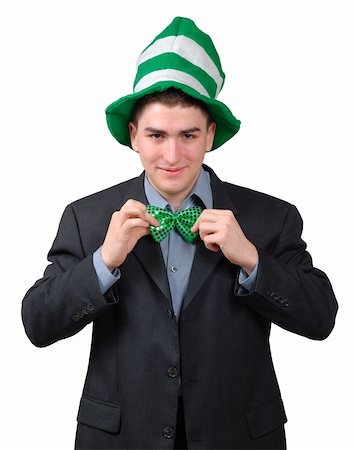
234 204 338 340
21 204 119 347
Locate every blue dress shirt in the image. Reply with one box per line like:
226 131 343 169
93 168 258 315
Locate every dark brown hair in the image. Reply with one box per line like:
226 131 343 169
130 87 214 127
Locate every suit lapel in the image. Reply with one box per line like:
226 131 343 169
133 236 171 301
182 167 238 312
119 173 171 301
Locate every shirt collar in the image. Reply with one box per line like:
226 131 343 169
144 167 213 211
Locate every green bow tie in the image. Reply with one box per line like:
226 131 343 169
146 205 203 243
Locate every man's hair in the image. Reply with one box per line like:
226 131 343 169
130 87 214 127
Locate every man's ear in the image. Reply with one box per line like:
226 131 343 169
128 122 139 152
206 122 216 153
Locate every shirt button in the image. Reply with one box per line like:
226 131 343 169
167 367 178 378
163 427 174 439
170 266 178 273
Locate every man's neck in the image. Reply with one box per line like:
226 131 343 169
147 174 201 212
144 167 213 213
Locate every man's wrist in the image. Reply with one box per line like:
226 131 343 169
100 246 119 272
241 245 259 275
93 248 121 295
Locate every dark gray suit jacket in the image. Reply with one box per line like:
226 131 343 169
22 165 338 449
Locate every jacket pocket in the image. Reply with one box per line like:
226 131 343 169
77 396 121 433
245 398 287 439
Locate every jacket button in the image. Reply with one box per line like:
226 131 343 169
72 314 79 322
163 427 174 439
167 309 176 320
167 367 178 378
280 298 289 306
88 303 95 312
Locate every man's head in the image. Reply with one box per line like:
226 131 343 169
105 17 241 151
128 88 216 209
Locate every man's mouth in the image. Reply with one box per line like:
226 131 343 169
159 167 186 174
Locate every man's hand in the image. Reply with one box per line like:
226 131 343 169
191 209 258 275
100 199 159 272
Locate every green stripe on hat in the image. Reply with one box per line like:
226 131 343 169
134 53 219 99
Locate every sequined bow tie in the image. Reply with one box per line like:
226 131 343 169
146 205 203 243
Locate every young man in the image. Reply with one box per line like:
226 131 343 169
22 17 338 450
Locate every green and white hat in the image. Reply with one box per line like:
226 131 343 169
106 17 241 150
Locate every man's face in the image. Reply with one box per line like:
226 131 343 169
129 102 216 208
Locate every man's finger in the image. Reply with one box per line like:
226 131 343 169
144 211 160 227
191 209 236 232
122 218 151 231
202 234 220 252
191 213 218 232
119 205 149 222
194 222 220 236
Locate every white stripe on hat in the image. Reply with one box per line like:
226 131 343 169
134 69 210 97
134 69 209 97
137 36 223 96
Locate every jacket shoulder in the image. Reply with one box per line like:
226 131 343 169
68 175 142 213
224 181 293 212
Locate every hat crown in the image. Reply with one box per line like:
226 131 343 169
133 17 225 100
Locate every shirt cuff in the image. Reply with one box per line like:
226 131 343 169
93 248 121 294
238 261 259 292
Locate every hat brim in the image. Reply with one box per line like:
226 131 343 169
105 81 241 151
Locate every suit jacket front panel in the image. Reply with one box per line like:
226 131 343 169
21 166 337 449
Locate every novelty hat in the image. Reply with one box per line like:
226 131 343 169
105 17 241 150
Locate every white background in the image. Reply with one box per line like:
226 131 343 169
1 0 354 449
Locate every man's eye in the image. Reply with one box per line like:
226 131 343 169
184 134 194 139
151 134 161 139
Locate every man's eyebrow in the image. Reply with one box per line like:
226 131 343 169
144 127 166 134
180 127 201 134
144 127 201 134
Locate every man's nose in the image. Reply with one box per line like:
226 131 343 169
164 139 180 164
